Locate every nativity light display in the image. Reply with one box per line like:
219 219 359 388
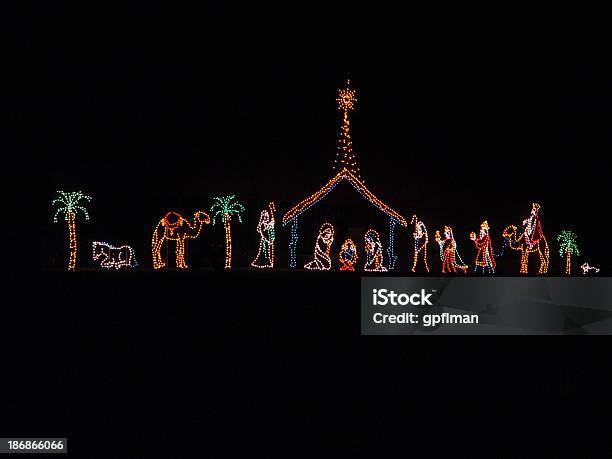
435 226 468 274
470 220 496 274
304 222 334 270
152 210 210 269
282 168 407 269
92 241 137 269
557 229 580 275
364 229 388 272
502 202 550 275
410 215 429 273
251 202 276 269
52 191 92 271
339 239 358 271
282 81 407 269
47 85 598 277
48 192 595 275
210 195 245 270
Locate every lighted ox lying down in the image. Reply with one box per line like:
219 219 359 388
92 241 137 269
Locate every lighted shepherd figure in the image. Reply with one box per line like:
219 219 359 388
304 223 334 270
410 215 429 273
502 202 550 274
152 210 210 269
52 191 92 271
251 202 276 269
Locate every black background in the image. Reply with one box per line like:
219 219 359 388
5 3 612 456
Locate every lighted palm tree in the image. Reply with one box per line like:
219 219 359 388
557 229 580 275
52 191 92 271
210 195 245 269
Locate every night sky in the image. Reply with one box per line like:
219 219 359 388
5 5 612 453
8 4 611 272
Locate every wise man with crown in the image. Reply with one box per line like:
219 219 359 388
522 202 545 249
470 220 496 274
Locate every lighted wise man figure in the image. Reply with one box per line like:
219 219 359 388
470 220 496 274
251 203 276 269
523 202 546 250
304 223 334 270
435 226 468 274
502 202 550 274
364 229 387 272
410 215 429 273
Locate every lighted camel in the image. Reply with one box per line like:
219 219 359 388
152 210 210 269
502 225 550 274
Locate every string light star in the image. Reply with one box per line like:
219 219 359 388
410 215 430 273
334 79 361 179
251 202 276 269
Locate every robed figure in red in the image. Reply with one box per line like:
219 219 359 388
435 226 468 274
470 220 495 274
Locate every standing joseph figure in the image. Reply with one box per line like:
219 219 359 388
251 203 276 269
410 215 429 273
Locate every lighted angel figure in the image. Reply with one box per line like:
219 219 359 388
364 229 387 272
470 220 496 274
435 226 468 274
251 203 276 269
304 223 334 270
339 238 358 271
410 214 429 273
